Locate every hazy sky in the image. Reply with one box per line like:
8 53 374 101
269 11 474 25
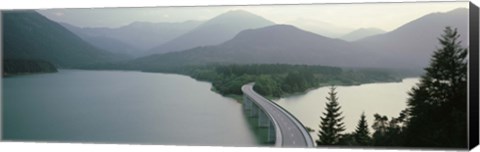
38 1 468 32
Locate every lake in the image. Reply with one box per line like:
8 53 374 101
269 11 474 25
2 70 259 146
274 78 420 142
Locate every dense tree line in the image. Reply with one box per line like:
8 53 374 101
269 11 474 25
181 64 399 98
316 27 468 148
85 62 401 98
3 59 58 76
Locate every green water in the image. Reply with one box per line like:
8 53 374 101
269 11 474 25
2 70 259 146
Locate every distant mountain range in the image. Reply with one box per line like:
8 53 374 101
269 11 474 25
341 28 385 41
60 23 140 56
3 11 127 68
3 8 469 71
287 18 355 39
129 24 374 71
61 20 203 56
146 10 275 55
129 8 468 70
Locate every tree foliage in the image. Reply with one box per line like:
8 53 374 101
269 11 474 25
402 27 468 148
178 64 399 98
371 114 405 146
338 133 357 146
337 112 372 146
354 112 371 146
3 59 58 76
317 86 345 145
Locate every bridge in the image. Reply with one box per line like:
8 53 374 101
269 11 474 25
241 83 314 147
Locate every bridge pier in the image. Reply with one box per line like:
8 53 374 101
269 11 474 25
243 95 253 111
250 104 259 117
243 95 277 144
243 96 257 117
258 109 270 127
267 123 275 143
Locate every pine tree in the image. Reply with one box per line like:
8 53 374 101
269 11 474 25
338 133 357 146
372 114 388 136
371 114 403 146
317 86 345 145
354 112 371 146
403 27 468 147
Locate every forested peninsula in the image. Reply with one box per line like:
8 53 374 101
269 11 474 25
140 64 404 99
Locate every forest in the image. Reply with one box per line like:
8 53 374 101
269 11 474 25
3 59 58 76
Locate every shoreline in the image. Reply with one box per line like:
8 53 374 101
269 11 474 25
29 69 419 104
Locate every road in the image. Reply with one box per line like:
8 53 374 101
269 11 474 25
242 83 314 147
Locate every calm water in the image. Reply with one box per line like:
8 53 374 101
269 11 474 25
274 78 420 142
2 70 259 146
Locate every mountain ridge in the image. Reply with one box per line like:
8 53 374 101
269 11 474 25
128 24 376 71
3 10 126 68
146 10 275 55
354 7 468 69
340 27 385 41
126 8 468 71
61 20 203 53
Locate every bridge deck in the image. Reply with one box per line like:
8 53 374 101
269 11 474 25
242 83 314 147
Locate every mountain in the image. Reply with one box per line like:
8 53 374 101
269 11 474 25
61 22 140 56
83 36 142 56
3 11 125 67
88 8 468 72
129 24 376 70
61 20 203 53
287 18 354 38
83 21 203 50
147 10 275 55
355 8 469 69
340 28 385 41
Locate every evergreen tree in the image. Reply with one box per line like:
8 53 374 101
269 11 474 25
371 114 388 146
371 114 404 146
403 27 468 147
338 133 357 146
317 86 345 145
372 114 388 136
354 112 371 146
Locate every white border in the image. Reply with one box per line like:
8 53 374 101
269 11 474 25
0 0 469 10
0 0 478 152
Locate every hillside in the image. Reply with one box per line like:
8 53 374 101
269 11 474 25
60 23 140 56
3 11 126 68
340 28 385 41
147 10 275 55
84 8 468 72
287 18 354 38
126 24 376 71
61 20 203 53
355 8 468 69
